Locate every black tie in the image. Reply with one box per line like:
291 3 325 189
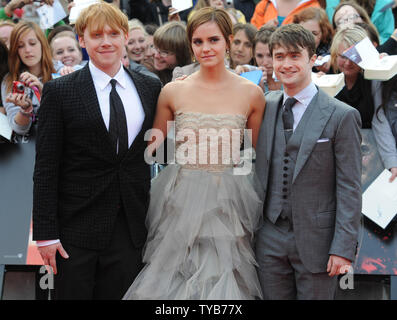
109 79 128 157
282 97 297 143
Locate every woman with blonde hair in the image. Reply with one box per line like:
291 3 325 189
1 21 55 136
330 25 397 180
123 7 265 300
127 19 148 64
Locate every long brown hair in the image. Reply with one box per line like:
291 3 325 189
6 21 55 93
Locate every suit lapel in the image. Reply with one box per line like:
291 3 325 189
77 64 116 158
292 89 335 183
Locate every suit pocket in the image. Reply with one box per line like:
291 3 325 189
313 139 332 152
316 210 336 228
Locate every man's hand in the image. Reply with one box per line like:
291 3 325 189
37 242 69 275
327 255 352 277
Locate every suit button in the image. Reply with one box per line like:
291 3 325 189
282 188 288 192
283 181 287 185
284 159 289 164
282 195 287 199
283 167 288 171
283 173 288 178
284 152 289 157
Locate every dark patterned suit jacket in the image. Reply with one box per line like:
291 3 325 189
32 64 162 250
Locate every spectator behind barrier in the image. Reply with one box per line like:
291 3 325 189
0 21 15 49
153 21 191 85
330 25 374 128
1 21 55 136
293 7 334 73
121 45 130 68
0 40 8 115
234 25 282 93
373 74 397 182
327 0 394 45
250 0 320 29
127 19 148 64
50 33 83 68
142 23 158 72
253 25 281 92
229 22 256 69
329 25 397 181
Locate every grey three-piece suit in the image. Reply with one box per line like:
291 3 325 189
255 88 362 299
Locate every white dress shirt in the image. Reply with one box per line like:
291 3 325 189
37 61 145 247
283 81 318 131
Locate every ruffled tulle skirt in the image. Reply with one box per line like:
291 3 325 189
123 164 264 300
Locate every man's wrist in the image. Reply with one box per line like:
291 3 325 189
36 239 60 247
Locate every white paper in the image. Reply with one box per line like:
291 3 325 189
362 169 397 229
311 72 343 85
36 0 67 29
171 0 193 13
0 112 12 141
69 0 100 24
314 55 330 67
342 37 380 69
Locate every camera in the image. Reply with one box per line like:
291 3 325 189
12 81 26 94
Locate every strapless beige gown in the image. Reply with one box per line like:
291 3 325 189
123 111 264 300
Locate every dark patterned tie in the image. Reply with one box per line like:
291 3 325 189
109 79 128 157
282 97 297 143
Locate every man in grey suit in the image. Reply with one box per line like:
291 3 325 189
255 24 362 300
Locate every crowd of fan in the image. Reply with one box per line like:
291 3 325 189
1 0 397 173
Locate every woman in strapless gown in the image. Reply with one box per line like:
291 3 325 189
123 7 266 300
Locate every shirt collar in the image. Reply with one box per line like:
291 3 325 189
88 61 127 91
283 81 318 107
